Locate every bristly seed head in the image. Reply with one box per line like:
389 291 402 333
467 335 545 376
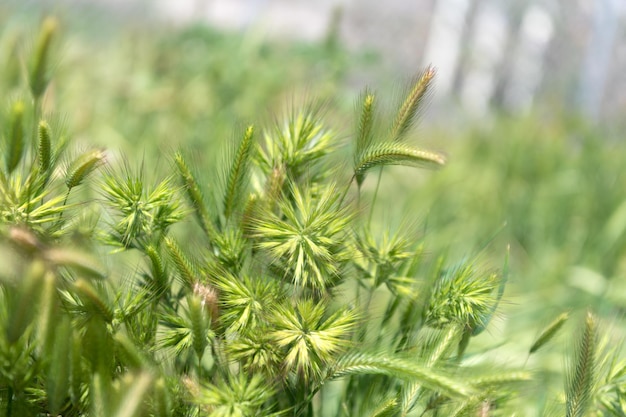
193 282 220 325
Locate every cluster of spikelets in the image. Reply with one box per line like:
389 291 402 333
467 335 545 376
1 17 625 417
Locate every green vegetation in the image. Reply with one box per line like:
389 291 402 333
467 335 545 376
1 15 625 417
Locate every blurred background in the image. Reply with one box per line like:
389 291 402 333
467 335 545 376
150 0 626 121
2 0 626 373
4 0 626 121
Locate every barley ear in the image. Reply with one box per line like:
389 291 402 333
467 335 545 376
224 125 254 222
66 149 105 190
164 236 197 289
73 278 114 323
390 66 435 142
355 142 446 186
38 120 52 173
29 16 58 99
174 151 216 240
355 91 376 165
565 311 597 417
529 312 569 354
332 352 474 399
367 396 398 417
5 100 25 174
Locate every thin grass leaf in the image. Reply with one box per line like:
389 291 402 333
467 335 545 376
390 66 435 142
566 311 598 417
355 142 445 186
24 193 70 224
529 312 569 354
332 352 474 399
223 125 254 221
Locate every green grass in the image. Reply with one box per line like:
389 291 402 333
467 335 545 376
0 13 625 417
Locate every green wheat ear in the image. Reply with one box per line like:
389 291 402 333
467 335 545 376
38 120 52 173
174 151 217 240
355 90 376 161
5 100 25 174
66 149 106 190
390 66 435 142
355 141 446 186
164 236 199 289
529 312 569 354
565 311 597 417
223 125 254 222
332 351 475 399
352 68 445 188
29 16 59 100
